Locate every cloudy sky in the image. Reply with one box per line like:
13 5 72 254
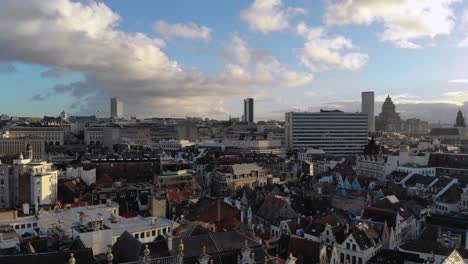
1 0 468 123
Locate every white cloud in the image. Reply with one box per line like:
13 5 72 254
458 11 468 47
296 22 368 71
241 0 306 34
221 34 313 87
154 20 211 41
449 79 468 84
325 0 460 49
0 0 313 118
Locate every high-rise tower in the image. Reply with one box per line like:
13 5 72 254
110 98 124 119
361 91 375 132
243 98 254 124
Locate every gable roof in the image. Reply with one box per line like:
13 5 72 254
256 195 296 224
184 198 241 230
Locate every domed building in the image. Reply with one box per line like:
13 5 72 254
375 95 403 132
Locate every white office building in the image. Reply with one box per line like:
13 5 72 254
361 91 375 133
285 111 368 156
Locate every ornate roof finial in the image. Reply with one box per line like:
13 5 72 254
68 252 76 264
202 245 207 255
178 239 184 256
144 244 150 257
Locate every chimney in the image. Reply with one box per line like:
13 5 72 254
217 198 222 223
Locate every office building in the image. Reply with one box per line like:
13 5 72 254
243 98 254 124
285 110 368 156
0 135 45 160
361 91 375 133
110 97 124 119
6 127 64 146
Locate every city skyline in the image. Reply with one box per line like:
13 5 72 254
1 0 468 122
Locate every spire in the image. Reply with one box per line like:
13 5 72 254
456 109 466 127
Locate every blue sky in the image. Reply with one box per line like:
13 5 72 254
1 0 468 122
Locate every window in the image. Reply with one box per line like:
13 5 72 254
27 223 31 228
141 232 145 238
135 233 139 239
340 253 344 264
152 230 156 236
352 244 356 251
146 231 150 237
33 223 37 227
358 258 362 264
352 256 356 264
21 224 25 229
346 243 350 250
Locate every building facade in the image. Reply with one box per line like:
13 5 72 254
211 163 266 197
285 111 368 156
7 127 64 146
0 135 45 160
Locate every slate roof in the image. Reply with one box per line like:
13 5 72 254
286 236 322 264
399 240 468 259
0 243 97 264
428 128 460 136
352 229 375 251
362 207 397 228
419 224 466 243
437 185 462 203
112 231 142 263
256 195 296 224
404 174 436 187
112 231 171 263
172 230 268 264
367 249 424 264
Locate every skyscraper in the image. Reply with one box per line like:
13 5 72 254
243 98 254 124
361 91 375 132
110 98 124 119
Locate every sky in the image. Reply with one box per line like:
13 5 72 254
1 0 468 123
